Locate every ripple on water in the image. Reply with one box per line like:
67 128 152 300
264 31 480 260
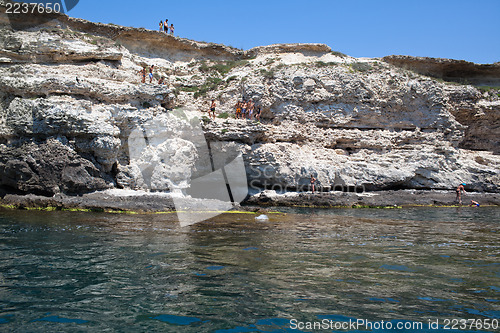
368 297 400 303
418 297 450 302
0 208 498 331
380 264 415 272
152 314 202 325
32 315 88 324
242 247 259 251
206 265 225 271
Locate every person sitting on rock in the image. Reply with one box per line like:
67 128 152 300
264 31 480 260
456 183 466 204
158 76 165 85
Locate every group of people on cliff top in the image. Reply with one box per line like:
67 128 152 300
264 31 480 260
159 19 175 35
234 99 261 120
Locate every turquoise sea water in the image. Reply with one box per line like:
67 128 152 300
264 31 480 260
0 207 499 332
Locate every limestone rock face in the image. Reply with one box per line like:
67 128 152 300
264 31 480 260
202 120 499 193
383 55 500 86
0 3 499 196
125 113 201 191
0 28 123 63
0 138 112 195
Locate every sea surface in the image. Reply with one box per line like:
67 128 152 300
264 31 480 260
0 207 499 332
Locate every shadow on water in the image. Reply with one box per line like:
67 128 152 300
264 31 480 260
0 207 498 332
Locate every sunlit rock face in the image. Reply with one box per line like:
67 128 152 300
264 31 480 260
0 2 499 197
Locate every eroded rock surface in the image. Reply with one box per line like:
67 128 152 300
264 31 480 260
0 2 499 201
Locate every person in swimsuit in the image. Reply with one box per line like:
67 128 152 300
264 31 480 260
255 104 261 120
170 24 174 36
159 20 163 32
235 101 242 119
138 67 146 83
469 200 480 207
209 99 216 119
310 174 317 194
164 19 168 33
456 183 466 204
241 100 247 119
247 100 254 119
149 65 154 83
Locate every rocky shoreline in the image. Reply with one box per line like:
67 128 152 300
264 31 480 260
246 189 500 208
1 190 499 213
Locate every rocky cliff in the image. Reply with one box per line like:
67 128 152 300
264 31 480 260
1 2 499 206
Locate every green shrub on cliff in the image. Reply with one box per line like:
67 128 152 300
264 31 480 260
351 62 372 72
194 77 223 98
260 68 275 79
315 61 338 68
179 86 199 93
331 50 347 57
197 60 250 76
199 61 211 73
476 85 500 93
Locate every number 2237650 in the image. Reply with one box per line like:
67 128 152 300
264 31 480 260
5 2 61 14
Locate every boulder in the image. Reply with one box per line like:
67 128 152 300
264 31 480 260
0 138 112 195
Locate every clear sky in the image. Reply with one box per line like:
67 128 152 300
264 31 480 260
67 0 500 64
